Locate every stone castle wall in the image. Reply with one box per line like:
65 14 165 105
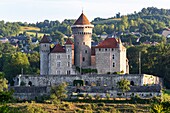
15 74 160 87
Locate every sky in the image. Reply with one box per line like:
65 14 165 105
0 0 170 23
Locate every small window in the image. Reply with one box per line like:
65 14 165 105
67 49 70 52
83 57 85 62
83 42 85 45
57 55 60 59
77 42 79 45
57 62 61 67
57 70 60 75
68 62 70 67
67 70 71 75
99 48 101 51
112 55 114 59
68 55 70 59
112 48 114 51
85 50 87 53
105 48 107 51
113 62 115 67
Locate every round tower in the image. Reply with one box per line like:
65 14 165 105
71 13 94 67
40 35 50 75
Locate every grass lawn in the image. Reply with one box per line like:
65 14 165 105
20 26 40 32
19 26 49 37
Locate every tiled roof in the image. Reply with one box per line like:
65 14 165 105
51 44 65 53
73 13 91 25
65 38 73 45
95 38 118 48
40 35 50 43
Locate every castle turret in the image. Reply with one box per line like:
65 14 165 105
65 38 74 74
40 35 50 75
71 13 94 67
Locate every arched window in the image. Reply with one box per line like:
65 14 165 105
28 81 32 86
130 81 134 86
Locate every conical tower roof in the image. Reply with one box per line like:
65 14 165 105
65 38 73 45
40 35 50 43
73 13 91 25
51 44 65 53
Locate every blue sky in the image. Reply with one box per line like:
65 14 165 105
0 0 170 23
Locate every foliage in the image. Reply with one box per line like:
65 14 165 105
3 52 30 84
117 79 130 92
0 21 20 37
0 72 8 92
50 83 67 104
127 44 170 88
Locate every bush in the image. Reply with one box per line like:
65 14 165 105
97 102 105 107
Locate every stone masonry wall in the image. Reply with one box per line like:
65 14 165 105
16 74 155 87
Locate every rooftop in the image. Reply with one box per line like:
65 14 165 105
95 38 118 48
51 44 65 53
40 35 50 43
73 13 91 25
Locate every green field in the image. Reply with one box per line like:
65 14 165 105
19 26 48 37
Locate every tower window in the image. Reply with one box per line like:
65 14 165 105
83 42 85 45
68 62 70 67
68 55 70 59
83 57 85 62
67 70 71 75
112 55 114 59
57 62 61 67
85 50 87 53
57 55 60 59
57 70 60 75
113 62 115 67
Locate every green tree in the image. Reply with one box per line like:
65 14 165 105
0 72 8 92
3 52 30 84
117 79 130 96
50 83 67 104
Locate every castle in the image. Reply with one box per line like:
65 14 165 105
40 13 129 75
12 12 162 100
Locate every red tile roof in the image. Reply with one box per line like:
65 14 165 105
65 38 73 45
73 13 91 25
40 35 50 43
51 44 65 53
95 38 118 48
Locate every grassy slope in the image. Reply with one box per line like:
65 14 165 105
8 102 150 113
19 26 48 37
